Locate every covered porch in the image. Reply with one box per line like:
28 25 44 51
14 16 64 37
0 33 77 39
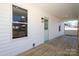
18 35 77 56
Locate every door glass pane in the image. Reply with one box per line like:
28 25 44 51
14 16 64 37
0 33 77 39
44 19 48 30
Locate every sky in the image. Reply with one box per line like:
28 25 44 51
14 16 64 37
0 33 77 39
68 20 78 26
64 20 78 26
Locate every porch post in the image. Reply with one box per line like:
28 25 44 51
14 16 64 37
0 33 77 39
77 16 79 55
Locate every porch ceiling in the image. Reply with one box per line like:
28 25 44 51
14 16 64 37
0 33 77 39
29 3 79 20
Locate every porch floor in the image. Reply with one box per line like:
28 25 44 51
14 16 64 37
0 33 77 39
18 35 77 56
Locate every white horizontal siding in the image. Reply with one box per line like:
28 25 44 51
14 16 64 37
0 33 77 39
0 4 44 56
0 3 64 56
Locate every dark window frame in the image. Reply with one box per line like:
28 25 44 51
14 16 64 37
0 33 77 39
12 5 28 39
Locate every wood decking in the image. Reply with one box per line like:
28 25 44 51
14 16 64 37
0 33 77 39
18 36 77 56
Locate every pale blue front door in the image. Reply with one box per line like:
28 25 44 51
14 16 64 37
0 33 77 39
44 19 49 42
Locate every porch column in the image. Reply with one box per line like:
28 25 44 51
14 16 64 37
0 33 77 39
77 16 79 55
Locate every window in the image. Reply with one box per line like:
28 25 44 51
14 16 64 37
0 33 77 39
44 19 48 30
12 5 28 39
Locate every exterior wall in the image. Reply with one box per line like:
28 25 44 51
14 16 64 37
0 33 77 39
0 3 64 55
49 16 64 39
